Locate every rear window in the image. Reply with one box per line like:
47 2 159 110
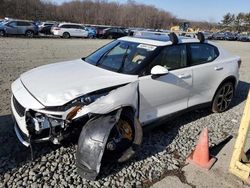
189 43 219 66
44 23 54 26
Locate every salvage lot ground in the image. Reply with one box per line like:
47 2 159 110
0 38 249 187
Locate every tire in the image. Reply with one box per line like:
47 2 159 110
104 111 143 163
62 32 70 39
25 30 34 38
0 30 5 37
212 82 234 113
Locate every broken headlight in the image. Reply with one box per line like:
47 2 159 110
26 110 64 135
68 93 108 108
45 92 109 112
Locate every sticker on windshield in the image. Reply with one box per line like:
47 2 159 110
137 44 156 51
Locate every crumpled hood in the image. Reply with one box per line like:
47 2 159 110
20 59 138 107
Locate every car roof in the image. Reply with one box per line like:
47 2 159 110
59 22 82 26
119 35 201 46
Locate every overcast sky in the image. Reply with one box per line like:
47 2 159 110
51 0 250 22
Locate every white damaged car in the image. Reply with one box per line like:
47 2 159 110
11 32 240 180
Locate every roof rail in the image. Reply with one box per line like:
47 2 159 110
133 30 205 43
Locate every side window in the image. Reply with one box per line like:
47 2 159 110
61 25 70 29
117 29 124 33
189 44 219 66
72 25 80 29
151 44 187 71
8 21 17 27
17 21 30 26
110 28 117 32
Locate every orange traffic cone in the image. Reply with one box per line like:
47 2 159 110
187 127 217 170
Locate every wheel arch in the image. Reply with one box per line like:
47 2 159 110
75 107 142 180
212 75 237 104
25 30 34 34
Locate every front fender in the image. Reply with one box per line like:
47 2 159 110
76 109 121 180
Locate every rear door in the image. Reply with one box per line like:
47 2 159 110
139 44 193 124
17 21 31 34
61 25 76 36
187 43 221 107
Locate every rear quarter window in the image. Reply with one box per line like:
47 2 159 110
189 43 219 66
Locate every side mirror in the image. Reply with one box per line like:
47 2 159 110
151 65 168 76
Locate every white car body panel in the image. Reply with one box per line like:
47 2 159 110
11 78 44 109
72 81 139 119
20 59 138 107
52 23 88 38
139 67 192 124
188 42 240 107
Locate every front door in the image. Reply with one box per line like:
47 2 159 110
139 44 193 124
5 21 18 34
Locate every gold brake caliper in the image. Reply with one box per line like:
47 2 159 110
117 120 133 141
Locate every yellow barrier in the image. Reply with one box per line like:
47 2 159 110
229 90 250 185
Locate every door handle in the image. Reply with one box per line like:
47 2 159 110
178 73 191 79
214 66 223 71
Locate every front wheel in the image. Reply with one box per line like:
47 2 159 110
0 30 5 37
212 82 234 113
104 113 143 163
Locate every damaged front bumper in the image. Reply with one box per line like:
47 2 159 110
14 122 30 147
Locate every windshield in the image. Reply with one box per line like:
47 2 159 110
84 40 156 74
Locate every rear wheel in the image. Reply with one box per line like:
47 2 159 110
25 30 34 38
212 82 234 113
62 32 70 39
0 30 5 37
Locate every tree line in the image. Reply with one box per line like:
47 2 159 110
0 0 216 30
221 12 250 32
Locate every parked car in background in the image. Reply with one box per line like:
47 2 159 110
84 26 97 38
102 27 127 39
39 22 56 35
51 23 89 38
212 32 225 40
0 20 38 37
93 26 109 38
237 33 250 42
203 31 213 40
224 32 237 41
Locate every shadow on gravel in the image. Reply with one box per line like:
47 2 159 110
231 80 250 108
0 80 249 179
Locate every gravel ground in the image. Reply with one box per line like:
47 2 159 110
0 38 249 188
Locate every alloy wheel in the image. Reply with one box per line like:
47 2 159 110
216 83 234 112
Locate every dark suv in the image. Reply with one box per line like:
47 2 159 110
0 20 38 37
102 28 127 39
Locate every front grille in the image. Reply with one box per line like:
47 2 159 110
13 96 25 117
